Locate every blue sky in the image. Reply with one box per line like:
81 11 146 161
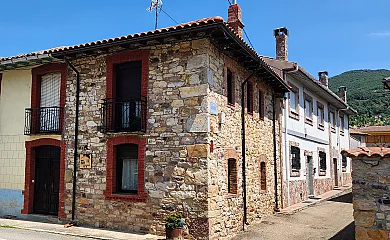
1 0 389 77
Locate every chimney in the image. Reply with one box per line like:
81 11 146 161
227 3 244 37
274 27 289 61
338 86 347 103
319 71 329 88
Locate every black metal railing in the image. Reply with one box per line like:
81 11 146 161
25 107 64 135
101 97 146 133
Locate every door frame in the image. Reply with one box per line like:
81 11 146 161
22 138 66 219
333 158 339 187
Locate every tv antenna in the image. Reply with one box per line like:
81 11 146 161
147 0 163 30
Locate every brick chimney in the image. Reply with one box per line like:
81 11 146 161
338 86 347 103
274 27 289 61
227 3 244 37
319 71 329 88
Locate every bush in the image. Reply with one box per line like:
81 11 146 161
165 212 185 228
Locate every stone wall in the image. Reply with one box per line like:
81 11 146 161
206 43 282 239
283 180 307 206
63 40 213 237
352 157 390 240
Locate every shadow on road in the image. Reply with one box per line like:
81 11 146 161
329 221 355 240
328 192 353 204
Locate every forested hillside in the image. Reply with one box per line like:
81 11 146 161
328 69 390 127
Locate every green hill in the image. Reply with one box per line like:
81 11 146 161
328 69 390 127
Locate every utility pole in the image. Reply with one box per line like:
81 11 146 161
147 0 163 29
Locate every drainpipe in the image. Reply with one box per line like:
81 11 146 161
272 95 280 212
336 107 349 187
241 65 261 230
65 59 80 222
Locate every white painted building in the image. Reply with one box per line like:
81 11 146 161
264 28 356 207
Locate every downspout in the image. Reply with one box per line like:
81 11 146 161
272 95 280 212
65 59 80 222
337 106 349 187
241 65 261 230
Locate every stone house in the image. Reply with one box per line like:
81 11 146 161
343 147 390 240
262 29 357 207
0 4 289 239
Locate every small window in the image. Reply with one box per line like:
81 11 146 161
342 155 347 172
227 69 234 105
247 83 253 114
228 159 238 194
260 162 266 191
340 115 345 133
116 144 138 194
259 90 264 119
319 151 327 176
291 146 301 172
317 103 324 128
304 98 313 120
330 111 336 129
289 91 298 112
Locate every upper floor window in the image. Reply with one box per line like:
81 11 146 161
288 83 299 120
258 90 265 120
291 146 301 175
342 155 347 172
317 102 325 130
247 82 253 114
304 93 313 124
228 159 238 194
329 110 336 131
227 69 234 105
340 115 345 134
319 151 327 176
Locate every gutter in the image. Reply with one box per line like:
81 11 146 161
65 59 80 222
241 65 261 230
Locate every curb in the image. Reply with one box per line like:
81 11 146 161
278 187 352 215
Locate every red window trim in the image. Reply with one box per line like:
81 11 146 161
31 63 67 109
104 136 147 202
22 138 66 219
106 50 149 100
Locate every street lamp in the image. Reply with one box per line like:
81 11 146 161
383 77 390 90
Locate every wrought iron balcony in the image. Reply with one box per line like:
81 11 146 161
24 107 64 135
101 98 146 133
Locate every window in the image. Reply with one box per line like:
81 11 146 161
317 102 324 130
116 144 138 194
319 151 327 176
291 146 301 174
228 159 238 194
259 90 265 119
330 111 336 131
288 83 299 120
342 155 347 172
260 162 266 191
304 93 313 123
247 82 253 114
340 115 345 134
227 69 234 105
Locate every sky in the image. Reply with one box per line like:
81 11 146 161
1 0 389 77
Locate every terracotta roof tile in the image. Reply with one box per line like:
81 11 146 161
350 128 370 136
357 125 390 133
342 147 390 158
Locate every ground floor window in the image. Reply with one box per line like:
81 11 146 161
291 146 301 177
342 155 347 172
116 144 138 194
228 159 238 194
260 162 266 191
319 151 327 176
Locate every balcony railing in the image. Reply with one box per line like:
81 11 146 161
101 98 146 133
25 107 64 135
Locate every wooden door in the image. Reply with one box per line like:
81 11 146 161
33 146 60 216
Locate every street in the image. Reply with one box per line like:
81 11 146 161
232 192 354 240
0 227 86 240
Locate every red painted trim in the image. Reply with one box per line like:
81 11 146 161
104 136 147 202
22 138 66 219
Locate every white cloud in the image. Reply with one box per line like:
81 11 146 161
368 31 390 37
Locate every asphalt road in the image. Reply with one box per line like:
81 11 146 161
0 227 87 240
232 192 354 240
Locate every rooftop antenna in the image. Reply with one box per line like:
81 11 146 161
147 0 163 30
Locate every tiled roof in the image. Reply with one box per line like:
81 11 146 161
342 147 390 158
357 125 390 133
350 128 370 136
1 17 224 61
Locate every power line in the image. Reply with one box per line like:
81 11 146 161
226 0 255 49
160 8 179 25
